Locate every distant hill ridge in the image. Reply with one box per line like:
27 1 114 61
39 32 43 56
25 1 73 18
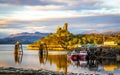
8 32 48 38
82 30 99 34
0 30 120 44
82 30 120 35
102 30 120 35
0 32 49 44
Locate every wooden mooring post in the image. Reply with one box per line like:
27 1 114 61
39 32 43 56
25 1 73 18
39 44 43 56
14 41 23 54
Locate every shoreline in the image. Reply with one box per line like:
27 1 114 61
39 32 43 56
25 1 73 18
0 67 102 75
0 67 67 75
0 67 86 75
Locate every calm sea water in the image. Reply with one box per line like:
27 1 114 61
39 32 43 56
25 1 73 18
0 44 120 75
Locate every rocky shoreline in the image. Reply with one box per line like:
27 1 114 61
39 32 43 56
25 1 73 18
0 67 76 75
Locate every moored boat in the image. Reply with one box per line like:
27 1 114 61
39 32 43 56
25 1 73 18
79 49 88 61
69 50 79 62
68 44 97 61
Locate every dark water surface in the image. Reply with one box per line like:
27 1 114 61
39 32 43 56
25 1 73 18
0 44 120 75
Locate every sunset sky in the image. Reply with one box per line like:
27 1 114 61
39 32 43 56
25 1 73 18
0 0 120 38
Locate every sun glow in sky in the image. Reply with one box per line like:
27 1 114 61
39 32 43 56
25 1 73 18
0 0 120 38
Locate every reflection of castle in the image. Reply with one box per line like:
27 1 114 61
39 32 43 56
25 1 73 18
38 54 120 73
46 54 67 73
38 54 68 73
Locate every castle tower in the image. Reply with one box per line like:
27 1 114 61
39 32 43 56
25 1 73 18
56 26 61 33
63 23 68 31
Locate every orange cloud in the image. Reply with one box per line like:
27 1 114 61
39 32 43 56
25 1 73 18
0 19 13 25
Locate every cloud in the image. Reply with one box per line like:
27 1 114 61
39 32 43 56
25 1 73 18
0 0 120 38
1 8 119 21
40 0 100 9
0 0 120 10
0 0 103 10
0 14 119 34
0 0 119 20
0 0 65 6
26 5 64 10
0 32 9 38
2 10 90 21
100 0 120 8
0 0 41 6
0 19 12 25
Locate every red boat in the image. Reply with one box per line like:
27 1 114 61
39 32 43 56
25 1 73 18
68 50 79 61
69 49 87 61
68 50 88 66
79 50 87 61
70 54 79 61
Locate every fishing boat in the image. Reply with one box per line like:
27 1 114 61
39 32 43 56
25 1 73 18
79 49 88 61
68 49 87 66
69 50 79 61
68 44 97 62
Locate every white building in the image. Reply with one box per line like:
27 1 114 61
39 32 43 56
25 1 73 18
104 41 117 46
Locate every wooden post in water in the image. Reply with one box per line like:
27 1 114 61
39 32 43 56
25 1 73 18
14 41 19 54
20 42 23 53
14 51 23 65
44 43 48 55
14 41 23 54
38 44 44 65
14 41 23 65
39 44 43 56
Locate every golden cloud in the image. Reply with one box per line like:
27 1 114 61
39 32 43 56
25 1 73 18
0 19 13 25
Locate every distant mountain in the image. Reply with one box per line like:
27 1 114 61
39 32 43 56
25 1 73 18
102 30 120 35
82 30 99 34
79 30 120 35
0 32 49 44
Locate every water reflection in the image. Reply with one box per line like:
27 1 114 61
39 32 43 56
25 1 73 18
1 44 119 74
37 53 120 74
69 56 98 71
100 59 120 72
14 42 23 65
38 52 48 66
68 54 120 73
88 60 98 71
38 54 67 73
14 51 23 65
12 50 120 74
